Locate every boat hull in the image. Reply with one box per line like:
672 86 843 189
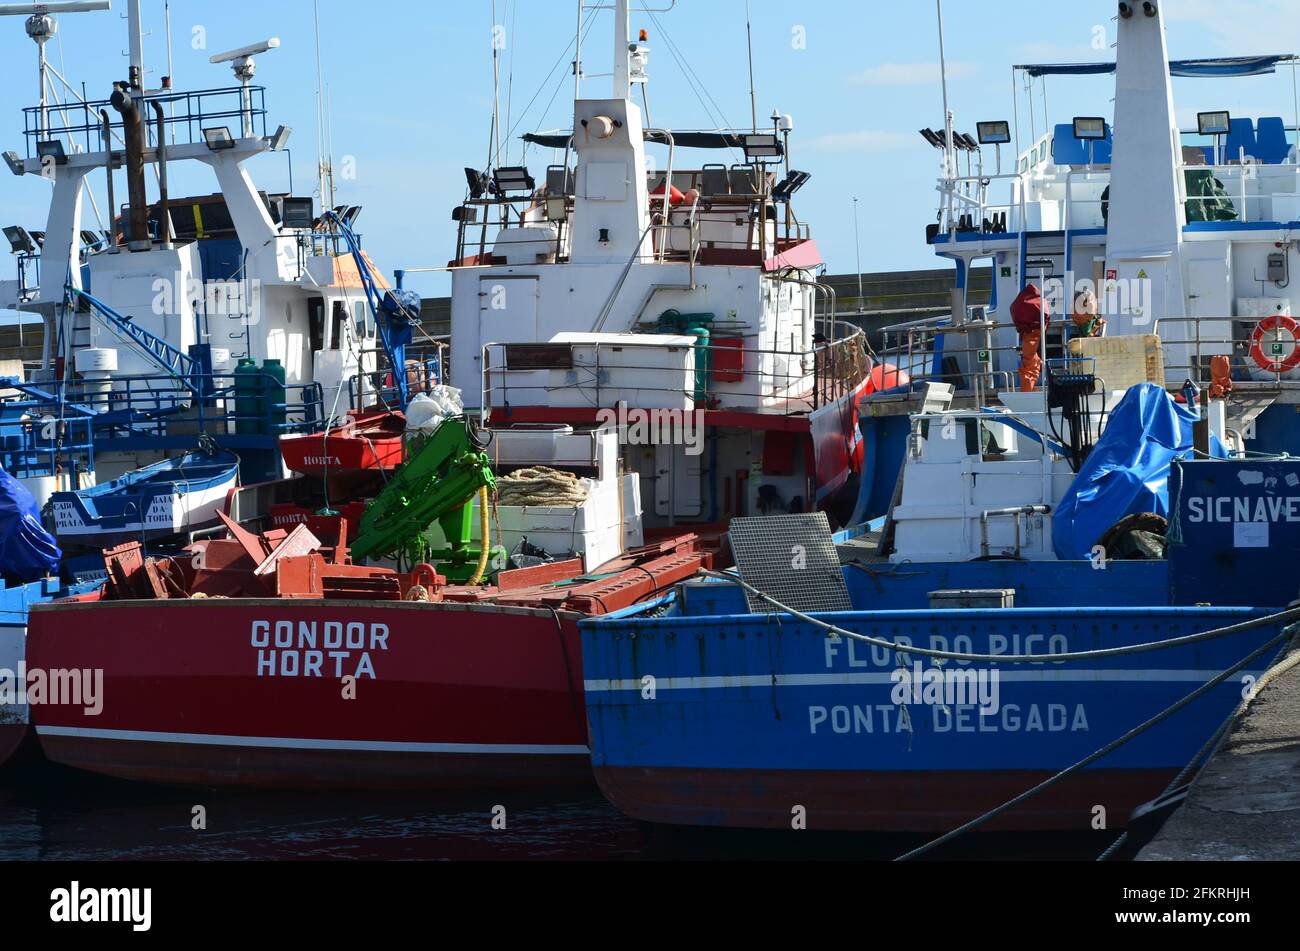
593 765 1179 833
29 598 591 788
581 605 1284 832
0 579 104 767
279 411 405 478
48 451 240 545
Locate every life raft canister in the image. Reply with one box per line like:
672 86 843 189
1249 308 1300 374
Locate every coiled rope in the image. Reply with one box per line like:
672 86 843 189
496 466 588 507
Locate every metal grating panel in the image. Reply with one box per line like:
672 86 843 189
728 513 852 614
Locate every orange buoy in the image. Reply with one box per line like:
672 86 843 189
866 363 910 394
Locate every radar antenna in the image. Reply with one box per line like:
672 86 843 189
210 37 281 137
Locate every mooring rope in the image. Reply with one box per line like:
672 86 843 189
893 625 1297 861
700 570 1300 664
1096 630 1300 861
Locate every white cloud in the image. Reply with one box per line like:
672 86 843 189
850 62 978 86
1163 0 1300 53
804 130 915 153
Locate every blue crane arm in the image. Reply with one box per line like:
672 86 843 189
319 211 420 408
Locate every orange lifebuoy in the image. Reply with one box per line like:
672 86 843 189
1250 312 1300 374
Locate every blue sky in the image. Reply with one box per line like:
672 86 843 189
2 0 1299 300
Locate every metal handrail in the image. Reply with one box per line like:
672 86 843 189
480 327 869 424
22 85 269 158
0 371 326 442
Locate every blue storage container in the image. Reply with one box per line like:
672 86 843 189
1168 458 1300 606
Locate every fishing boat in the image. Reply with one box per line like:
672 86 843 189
28 421 707 787
579 382 1297 831
45 448 239 547
854 0 1300 524
0 0 442 498
440 0 873 535
278 409 406 479
24 0 879 790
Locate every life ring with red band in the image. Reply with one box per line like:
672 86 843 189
1250 312 1300 374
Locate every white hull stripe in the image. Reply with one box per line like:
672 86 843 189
36 725 588 756
584 668 1263 692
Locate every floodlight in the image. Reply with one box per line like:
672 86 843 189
1073 117 1108 141
492 166 536 194
742 133 783 159
36 139 67 165
2 151 23 176
771 170 810 202
269 124 292 151
280 197 314 230
203 127 236 151
977 121 1011 145
3 225 36 255
464 167 488 199
1198 111 1231 137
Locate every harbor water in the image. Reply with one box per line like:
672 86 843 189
0 760 1114 861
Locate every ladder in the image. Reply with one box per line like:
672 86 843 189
67 286 200 396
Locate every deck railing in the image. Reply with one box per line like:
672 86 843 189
22 85 268 159
0 370 325 450
480 325 869 424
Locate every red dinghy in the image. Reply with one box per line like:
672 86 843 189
279 410 405 478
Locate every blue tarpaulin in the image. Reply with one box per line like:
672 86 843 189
0 466 60 582
1052 384 1226 560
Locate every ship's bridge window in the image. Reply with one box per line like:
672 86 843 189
308 296 325 353
354 301 367 339
331 300 346 350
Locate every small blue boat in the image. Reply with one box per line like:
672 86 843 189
46 450 240 546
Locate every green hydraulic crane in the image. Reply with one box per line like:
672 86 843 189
350 417 503 583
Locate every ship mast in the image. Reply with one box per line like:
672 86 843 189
126 0 142 87
0 1 113 136
612 0 629 100
573 0 582 100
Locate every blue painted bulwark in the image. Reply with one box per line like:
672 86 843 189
580 555 1290 831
